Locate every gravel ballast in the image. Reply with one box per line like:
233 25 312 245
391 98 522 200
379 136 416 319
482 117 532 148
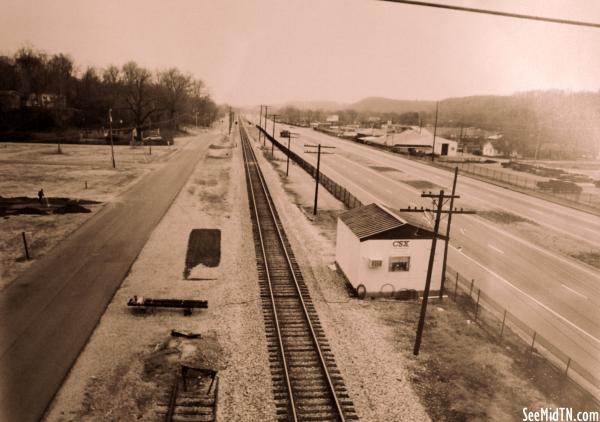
246 126 430 422
43 124 275 422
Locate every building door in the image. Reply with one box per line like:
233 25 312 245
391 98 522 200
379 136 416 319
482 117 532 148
441 143 449 155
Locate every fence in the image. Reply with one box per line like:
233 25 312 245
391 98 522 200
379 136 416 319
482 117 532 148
326 134 600 211
255 125 363 209
445 266 600 400
435 160 600 209
252 122 600 400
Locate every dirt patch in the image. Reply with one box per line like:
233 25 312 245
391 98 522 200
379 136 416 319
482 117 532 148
479 210 535 225
570 252 600 269
207 150 231 159
208 144 232 150
0 196 98 217
403 180 442 190
184 229 221 279
369 165 403 173
380 299 598 421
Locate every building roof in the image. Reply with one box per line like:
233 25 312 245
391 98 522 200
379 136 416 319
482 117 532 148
338 203 437 241
388 129 455 148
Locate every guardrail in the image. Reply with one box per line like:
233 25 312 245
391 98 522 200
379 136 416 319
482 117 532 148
253 122 600 401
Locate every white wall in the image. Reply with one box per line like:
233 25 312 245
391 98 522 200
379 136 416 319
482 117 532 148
434 140 458 157
335 220 361 284
357 238 443 294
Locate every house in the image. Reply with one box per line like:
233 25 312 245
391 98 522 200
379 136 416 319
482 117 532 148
335 203 444 298
482 141 502 157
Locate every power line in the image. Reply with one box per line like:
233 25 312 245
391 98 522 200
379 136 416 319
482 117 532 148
378 0 600 29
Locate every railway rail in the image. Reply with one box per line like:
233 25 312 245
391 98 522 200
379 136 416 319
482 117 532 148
240 120 358 422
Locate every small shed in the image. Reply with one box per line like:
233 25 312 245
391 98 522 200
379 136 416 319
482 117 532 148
336 203 444 298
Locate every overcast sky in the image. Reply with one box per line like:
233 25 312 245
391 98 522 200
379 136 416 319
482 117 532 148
1 0 600 105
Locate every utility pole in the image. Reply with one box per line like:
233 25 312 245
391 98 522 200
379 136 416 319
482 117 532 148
534 120 542 161
284 131 299 176
304 143 335 215
108 108 116 168
228 107 233 135
263 106 269 147
413 190 445 355
439 167 459 298
431 101 439 162
258 105 263 143
398 190 475 355
271 114 280 157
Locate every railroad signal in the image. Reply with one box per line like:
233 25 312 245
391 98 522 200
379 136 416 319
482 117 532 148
398 182 476 355
304 143 335 215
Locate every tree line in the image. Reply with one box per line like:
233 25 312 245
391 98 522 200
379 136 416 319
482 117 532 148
0 46 220 140
275 90 600 159
275 105 420 127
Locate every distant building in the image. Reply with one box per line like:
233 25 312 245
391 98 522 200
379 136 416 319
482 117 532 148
0 90 21 110
380 129 457 156
24 93 66 108
482 141 502 157
336 203 443 298
326 114 339 123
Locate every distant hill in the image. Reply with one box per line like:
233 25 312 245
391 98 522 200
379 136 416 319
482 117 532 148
274 91 600 158
283 100 346 111
349 97 436 114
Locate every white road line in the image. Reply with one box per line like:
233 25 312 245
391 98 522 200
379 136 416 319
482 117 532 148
450 244 600 345
488 244 504 254
329 152 600 282
562 284 589 300
321 134 600 241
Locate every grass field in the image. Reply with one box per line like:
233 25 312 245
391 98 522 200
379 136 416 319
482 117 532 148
0 139 189 289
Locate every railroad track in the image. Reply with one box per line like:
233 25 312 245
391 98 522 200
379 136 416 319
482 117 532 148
240 120 358 422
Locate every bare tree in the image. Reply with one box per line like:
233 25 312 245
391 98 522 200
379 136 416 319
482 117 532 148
47 53 73 97
15 46 49 102
122 61 158 141
158 68 192 129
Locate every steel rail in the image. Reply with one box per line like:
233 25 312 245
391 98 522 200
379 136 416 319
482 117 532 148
241 124 299 421
240 121 346 421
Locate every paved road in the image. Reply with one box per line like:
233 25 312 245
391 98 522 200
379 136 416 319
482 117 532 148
257 118 600 392
0 133 211 422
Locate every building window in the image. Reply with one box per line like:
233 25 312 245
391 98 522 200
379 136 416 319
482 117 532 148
389 256 410 272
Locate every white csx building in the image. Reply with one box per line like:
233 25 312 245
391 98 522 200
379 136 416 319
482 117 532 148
335 203 444 298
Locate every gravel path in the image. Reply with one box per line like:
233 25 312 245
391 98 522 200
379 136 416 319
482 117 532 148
43 124 275 422
246 130 430 422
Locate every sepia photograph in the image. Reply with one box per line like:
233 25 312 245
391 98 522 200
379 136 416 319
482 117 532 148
1 1 600 421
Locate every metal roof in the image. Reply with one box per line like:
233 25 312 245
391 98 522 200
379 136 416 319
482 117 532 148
338 203 407 239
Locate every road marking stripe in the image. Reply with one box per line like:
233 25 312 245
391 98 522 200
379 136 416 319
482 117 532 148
328 151 600 282
562 284 589 300
451 245 600 345
488 244 504 254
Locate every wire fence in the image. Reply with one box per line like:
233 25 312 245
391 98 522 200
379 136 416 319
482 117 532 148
445 266 600 399
256 125 363 209
254 123 600 400
327 135 600 210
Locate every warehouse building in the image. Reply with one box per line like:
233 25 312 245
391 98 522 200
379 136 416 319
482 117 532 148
335 203 444 298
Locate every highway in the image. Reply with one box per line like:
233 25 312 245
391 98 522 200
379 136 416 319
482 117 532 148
0 133 211 422
258 118 600 393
